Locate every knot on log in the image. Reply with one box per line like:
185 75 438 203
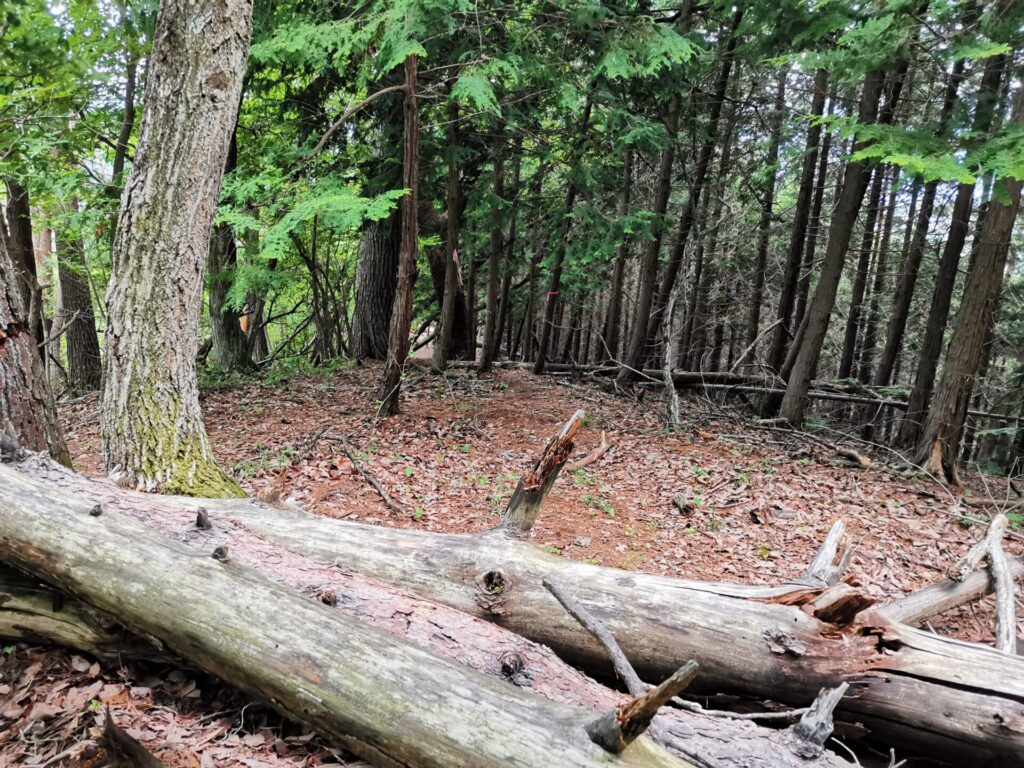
211 546 229 562
764 628 808 656
0 432 26 463
89 504 103 517
475 568 510 613
320 590 338 606
498 650 532 687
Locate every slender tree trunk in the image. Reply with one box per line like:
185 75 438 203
433 98 462 372
479 135 506 373
874 61 966 386
745 70 787 356
493 138 522 359
915 88 1023 482
615 95 679 378
766 70 828 374
207 129 251 371
378 56 419 416
601 150 633 363
779 70 887 425
0 217 69 463
899 54 1006 446
55 204 102 393
837 165 886 379
794 93 837 330
101 0 251 496
4 178 44 348
617 8 742 385
858 170 899 384
534 95 593 374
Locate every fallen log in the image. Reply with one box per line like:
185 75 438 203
138 409 1024 766
0 466 688 768
6 410 1024 762
0 456 854 768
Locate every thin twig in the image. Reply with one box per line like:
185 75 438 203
322 433 409 517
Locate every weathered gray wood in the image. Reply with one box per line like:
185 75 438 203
0 563 158 661
0 466 688 768
186 494 1024 762
1 458 859 768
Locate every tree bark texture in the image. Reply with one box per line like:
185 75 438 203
780 70 886 426
873 61 966 386
479 135 506 373
0 461 687 768
378 56 420 416
433 98 462 372
53 448 1017 765
766 69 828 374
352 208 402 360
55 219 103 393
4 177 45 347
101 0 251 496
914 88 1024 482
898 52 1006 446
1 456 861 768
0 231 68 463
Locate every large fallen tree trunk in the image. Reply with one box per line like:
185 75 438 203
6 457 1023 764
0 456 855 768
0 464 693 768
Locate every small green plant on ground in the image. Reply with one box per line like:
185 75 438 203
582 494 615 516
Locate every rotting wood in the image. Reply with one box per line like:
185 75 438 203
0 468 689 768
570 430 610 471
0 457 855 768
498 409 584 535
878 555 1024 626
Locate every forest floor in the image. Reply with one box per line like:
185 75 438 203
3 361 1021 767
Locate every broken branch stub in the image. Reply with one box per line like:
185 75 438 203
587 662 700 754
498 409 585 535
789 683 850 759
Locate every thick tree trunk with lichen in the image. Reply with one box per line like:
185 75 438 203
101 0 251 496
351 209 402 361
0 230 69 464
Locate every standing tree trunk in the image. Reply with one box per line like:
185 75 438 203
207 129 251 372
858 170 899 384
836 165 886 379
617 9 742 385
4 177 44 348
915 88 1023 482
601 150 632 362
766 69 828 374
100 0 251 496
899 53 1006 446
533 95 593 375
55 206 102 393
745 70 787 356
479 135 506 373
493 138 523 358
351 208 402 360
0 224 68 463
378 55 419 416
615 94 679 380
433 98 462 372
874 61 966 386
779 70 886 425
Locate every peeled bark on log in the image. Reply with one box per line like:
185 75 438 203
0 463 688 768
0 455 854 768
204 503 1023 762
16 446 1013 762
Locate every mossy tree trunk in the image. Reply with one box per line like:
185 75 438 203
101 0 251 497
0 225 69 464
